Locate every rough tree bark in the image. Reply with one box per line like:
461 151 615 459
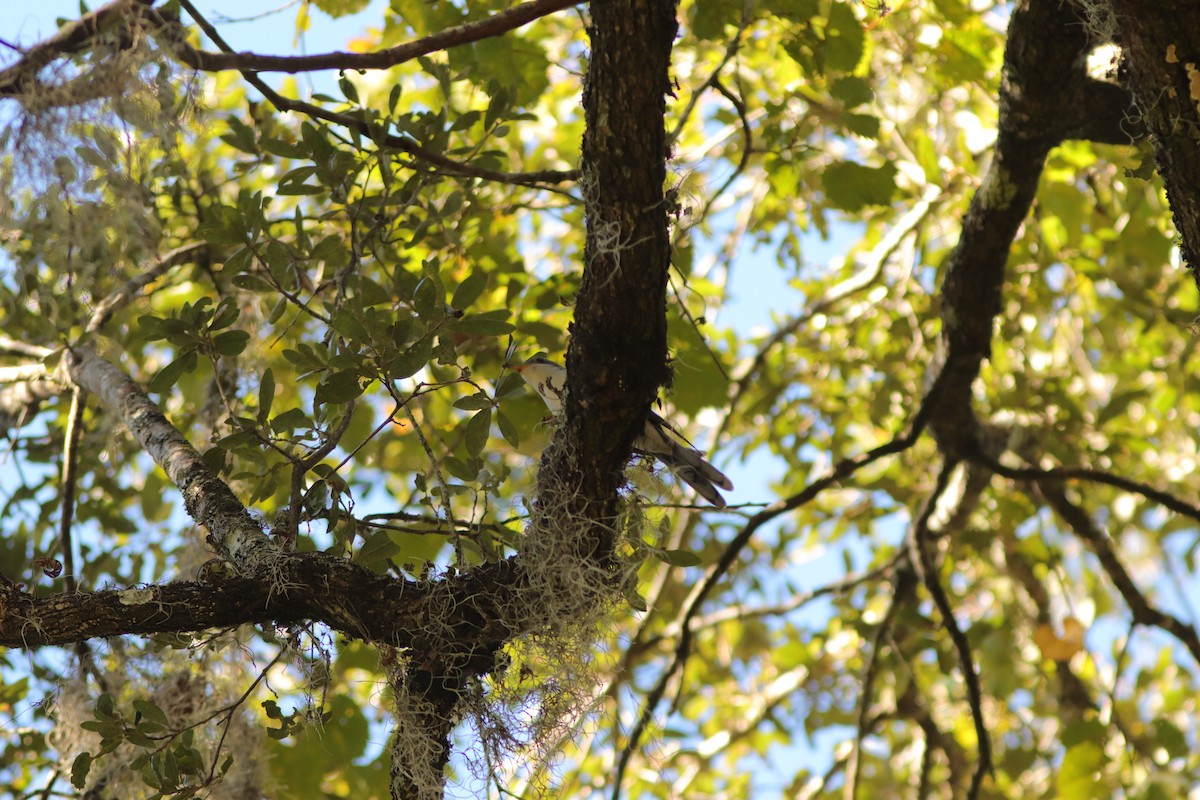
1094 0 1200 283
556 0 679 558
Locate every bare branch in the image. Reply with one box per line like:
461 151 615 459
1037 483 1200 666
61 345 274 567
972 452 1200 524
58 388 87 594
0 362 65 431
906 460 991 800
0 336 53 359
844 561 915 800
722 181 941 437
169 0 581 74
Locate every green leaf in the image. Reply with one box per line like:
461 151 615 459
132 699 168 726
443 456 480 481
71 752 93 788
453 392 493 411
220 116 258 153
389 337 433 380
496 409 520 447
464 408 492 457
831 76 873 108
148 350 198 393
260 137 310 159
209 297 241 330
451 268 488 310
278 173 325 196
258 368 276 424
338 75 360 104
412 275 441 318
232 271 274 293
315 369 366 404
821 161 897 211
842 112 881 139
654 548 703 567
330 308 370 342
455 36 550 107
453 311 515 336
824 2 865 72
271 407 311 433
212 330 251 356
1057 741 1105 798
312 0 370 17
354 531 401 569
1153 718 1188 760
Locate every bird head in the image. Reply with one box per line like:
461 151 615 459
505 356 566 412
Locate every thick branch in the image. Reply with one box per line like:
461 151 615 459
62 345 274 567
1099 0 1200 280
0 556 522 656
0 0 154 97
554 0 679 550
925 0 1128 454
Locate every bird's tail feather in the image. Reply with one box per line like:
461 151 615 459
668 441 733 490
663 441 732 507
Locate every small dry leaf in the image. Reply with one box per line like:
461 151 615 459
1034 616 1087 661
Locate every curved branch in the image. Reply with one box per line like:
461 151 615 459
721 181 941 438
169 0 581 74
169 1 577 188
0 336 53 359
86 242 207 334
924 0 1136 455
906 460 991 800
1036 483 1200 666
971 452 1200 524
844 560 914 800
58 388 87 594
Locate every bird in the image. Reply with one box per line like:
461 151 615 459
507 356 733 507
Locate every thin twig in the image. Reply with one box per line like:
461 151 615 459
0 336 53 359
843 559 914 800
906 459 991 800
58 387 87 593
